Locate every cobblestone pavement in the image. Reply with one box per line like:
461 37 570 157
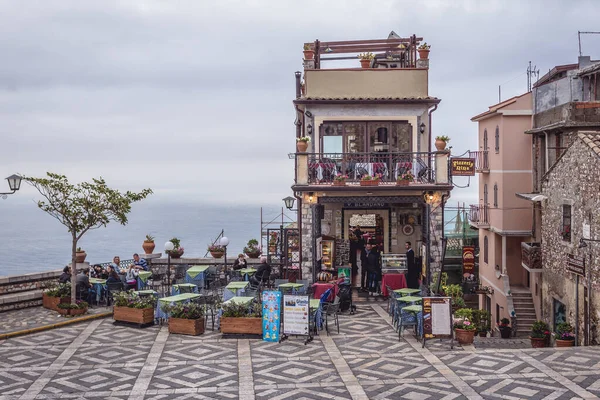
0 306 112 335
1 304 599 400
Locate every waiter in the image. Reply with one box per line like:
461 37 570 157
405 241 419 289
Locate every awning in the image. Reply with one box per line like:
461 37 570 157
516 193 548 202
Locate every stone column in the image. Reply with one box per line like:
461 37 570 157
435 151 450 185
296 153 308 185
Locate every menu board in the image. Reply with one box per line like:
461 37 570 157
282 295 310 336
422 297 452 339
262 291 281 342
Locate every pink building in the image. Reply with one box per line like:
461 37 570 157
469 92 535 336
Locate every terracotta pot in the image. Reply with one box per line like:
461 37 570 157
435 139 447 151
555 339 575 347
75 251 87 263
360 180 379 186
210 251 224 259
245 251 261 259
530 337 547 348
333 180 346 186
169 317 205 336
396 180 409 186
43 293 71 311
113 306 155 325
70 307 88 316
418 49 430 60
296 141 308 152
303 50 314 60
57 307 70 316
500 327 512 338
142 241 155 254
170 249 184 259
360 59 371 68
455 328 475 344
220 317 263 335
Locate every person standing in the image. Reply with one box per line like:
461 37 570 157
405 241 419 289
361 242 381 296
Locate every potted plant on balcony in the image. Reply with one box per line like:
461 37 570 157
208 244 225 259
268 231 278 254
168 237 184 258
113 291 156 326
296 136 310 152
333 174 348 186
396 171 414 186
43 283 71 311
243 239 261 258
142 234 155 254
75 247 87 263
220 301 263 335
498 318 512 339
530 320 550 348
358 52 375 68
57 300 89 316
418 43 431 60
435 135 450 151
360 174 381 187
453 308 476 344
303 43 314 60
555 322 575 347
163 302 205 336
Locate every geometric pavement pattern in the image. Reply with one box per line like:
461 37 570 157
0 303 599 399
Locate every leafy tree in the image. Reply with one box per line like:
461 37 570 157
25 172 152 303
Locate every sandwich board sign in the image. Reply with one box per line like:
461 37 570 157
422 297 453 349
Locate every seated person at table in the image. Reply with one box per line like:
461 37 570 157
106 266 121 284
125 264 139 290
76 269 96 304
232 254 247 270
92 264 108 279
58 266 71 283
250 257 271 286
110 256 123 274
132 253 148 271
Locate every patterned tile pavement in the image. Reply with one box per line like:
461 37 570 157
0 306 112 335
0 303 599 400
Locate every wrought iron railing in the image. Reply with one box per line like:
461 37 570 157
469 150 489 172
305 152 437 185
469 204 489 226
521 242 542 269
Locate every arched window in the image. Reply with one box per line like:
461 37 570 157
493 184 498 207
483 129 488 150
495 125 500 153
484 236 488 264
484 184 488 205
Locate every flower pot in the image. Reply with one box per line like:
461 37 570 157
396 180 409 186
296 141 308 152
435 139 447 151
169 317 205 336
57 306 71 316
500 327 512 339
142 241 155 254
170 249 184 259
245 251 261 259
220 317 263 335
454 328 475 344
360 180 379 186
418 49 430 60
555 339 575 347
113 306 155 325
360 59 371 68
333 181 346 186
303 50 314 60
530 337 547 348
210 251 224 259
70 307 88 316
43 293 71 311
75 250 87 263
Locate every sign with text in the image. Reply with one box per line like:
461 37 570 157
566 254 586 277
450 158 476 176
262 291 281 342
282 295 310 336
422 297 452 339
462 246 476 277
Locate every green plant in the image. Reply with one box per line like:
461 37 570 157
472 309 491 333
208 244 225 252
145 234 155 242
243 239 261 254
436 135 450 142
453 308 476 331
58 300 88 309
45 283 71 297
358 52 375 60
530 320 550 339
221 300 262 318
161 302 204 319
499 317 511 328
398 171 414 182
360 174 382 181
296 136 311 143
303 43 313 51
113 291 156 309
453 297 466 308
418 42 431 50
555 322 575 341
431 272 448 292
334 174 348 182
76 247 83 252
169 237 181 249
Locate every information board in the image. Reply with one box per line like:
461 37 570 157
282 295 310 336
566 253 585 277
262 291 281 342
422 297 453 348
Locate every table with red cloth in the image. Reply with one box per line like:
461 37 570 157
312 282 339 300
381 273 407 297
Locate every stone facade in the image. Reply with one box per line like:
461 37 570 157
541 135 600 344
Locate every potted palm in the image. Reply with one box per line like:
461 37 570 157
453 308 477 344
142 234 155 254
243 239 261 258
296 136 310 152
396 171 414 186
168 237 184 258
163 302 205 336
498 318 512 339
220 301 263 335
303 43 314 60
555 322 575 347
42 283 71 311
418 43 431 60
113 291 156 326
435 135 450 151
530 320 550 348
358 52 375 68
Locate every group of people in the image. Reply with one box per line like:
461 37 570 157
232 254 273 287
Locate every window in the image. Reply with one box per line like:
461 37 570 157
483 129 488 150
562 204 571 242
484 184 488 205
484 236 488 264
495 125 500 153
493 184 498 207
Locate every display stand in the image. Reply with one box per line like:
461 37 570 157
422 296 454 349
262 291 282 342
279 294 313 345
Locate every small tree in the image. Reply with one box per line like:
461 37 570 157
25 172 152 303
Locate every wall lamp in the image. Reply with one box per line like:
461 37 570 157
1 174 23 199
419 122 426 134
307 124 313 135
308 192 314 203
423 190 434 203
579 238 600 248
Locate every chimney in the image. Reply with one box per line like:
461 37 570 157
579 56 592 69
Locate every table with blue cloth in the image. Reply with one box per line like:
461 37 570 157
89 278 106 304
223 281 248 301
239 268 257 281
278 282 305 295
157 293 201 320
396 296 422 339
401 304 423 338
133 290 160 320
185 265 210 288
137 271 152 290
171 283 199 296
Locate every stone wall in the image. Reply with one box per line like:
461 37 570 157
541 137 600 344
301 201 314 281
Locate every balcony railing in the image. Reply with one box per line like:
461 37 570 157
521 242 542 269
469 204 490 228
469 150 489 173
303 152 437 185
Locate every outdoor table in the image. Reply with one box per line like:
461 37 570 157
171 283 199 296
400 304 423 338
312 282 338 300
185 265 210 287
239 268 256 281
381 273 407 297
224 281 249 301
89 278 106 304
278 282 305 294
396 296 422 305
393 288 421 297
157 293 201 320
137 271 152 290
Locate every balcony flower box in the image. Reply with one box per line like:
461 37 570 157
169 317 205 336
396 180 409 186
220 317 262 335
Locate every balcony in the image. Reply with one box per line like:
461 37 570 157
469 150 489 173
521 242 542 270
469 204 490 228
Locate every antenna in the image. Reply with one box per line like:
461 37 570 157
527 61 540 92
578 31 600 56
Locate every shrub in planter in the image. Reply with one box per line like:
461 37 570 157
555 322 575 347
530 320 551 348
243 239 261 258
453 308 477 344
220 301 263 335
57 300 89 316
43 283 71 311
113 291 156 325
162 302 205 336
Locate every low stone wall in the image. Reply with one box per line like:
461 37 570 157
0 269 62 295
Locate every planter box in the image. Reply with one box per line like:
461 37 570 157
499 327 512 339
360 180 379 186
113 306 155 325
555 339 575 347
220 317 262 335
333 181 346 186
169 317 205 336
43 293 71 311
396 180 409 186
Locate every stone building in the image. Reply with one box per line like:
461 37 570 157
289 32 452 286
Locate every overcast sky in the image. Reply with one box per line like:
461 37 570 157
1 0 598 208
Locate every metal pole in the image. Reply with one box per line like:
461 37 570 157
587 252 592 346
576 274 580 346
166 252 171 296
224 246 228 282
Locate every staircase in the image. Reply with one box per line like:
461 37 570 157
512 288 537 337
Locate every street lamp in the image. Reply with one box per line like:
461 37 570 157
1 174 22 199
220 236 230 275
283 196 296 210
164 241 175 294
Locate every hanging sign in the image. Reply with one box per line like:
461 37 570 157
450 158 475 176
282 295 310 336
262 291 281 342
462 246 476 277
566 254 585 277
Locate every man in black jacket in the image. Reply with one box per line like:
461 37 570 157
361 242 381 296
405 241 419 289
251 256 271 287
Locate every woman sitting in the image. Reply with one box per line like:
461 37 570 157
125 264 138 290
58 266 71 283
105 266 121 284
232 254 248 270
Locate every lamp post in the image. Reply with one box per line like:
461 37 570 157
164 241 174 295
220 236 230 277
1 174 22 199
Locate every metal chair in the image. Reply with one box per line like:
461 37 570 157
322 296 341 335
106 282 124 306
274 279 289 288
204 266 218 289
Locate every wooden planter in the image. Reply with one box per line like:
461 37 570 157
43 293 71 311
210 251 224 259
169 317 205 336
555 339 575 347
360 180 379 186
113 306 155 325
530 337 547 348
220 317 262 335
454 328 475 344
